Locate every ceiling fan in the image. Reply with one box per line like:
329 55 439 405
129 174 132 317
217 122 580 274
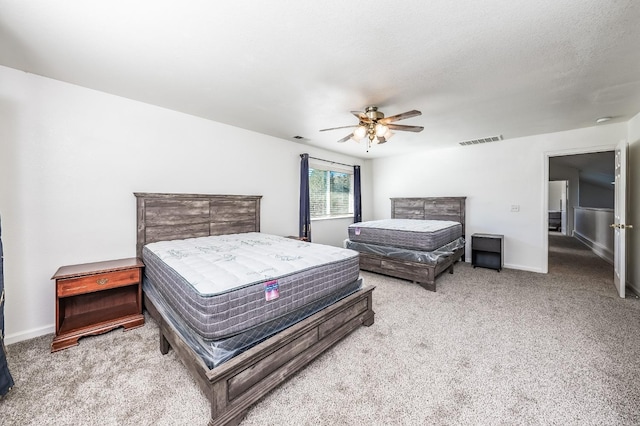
320 106 423 147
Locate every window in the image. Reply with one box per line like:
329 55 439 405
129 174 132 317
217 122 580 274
309 165 353 219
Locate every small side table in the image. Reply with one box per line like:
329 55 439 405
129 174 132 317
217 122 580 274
471 234 504 272
51 258 145 352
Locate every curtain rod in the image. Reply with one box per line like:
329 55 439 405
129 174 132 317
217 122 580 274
302 154 357 168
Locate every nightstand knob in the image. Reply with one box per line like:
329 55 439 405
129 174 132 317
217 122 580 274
96 278 109 285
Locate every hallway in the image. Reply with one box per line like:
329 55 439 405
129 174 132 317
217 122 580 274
546 232 640 299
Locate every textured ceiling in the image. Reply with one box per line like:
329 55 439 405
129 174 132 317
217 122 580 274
1 0 639 158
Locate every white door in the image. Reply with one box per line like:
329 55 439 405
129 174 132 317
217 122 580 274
613 140 629 298
561 180 568 235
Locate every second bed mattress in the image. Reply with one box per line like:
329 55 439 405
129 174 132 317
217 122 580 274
348 219 462 251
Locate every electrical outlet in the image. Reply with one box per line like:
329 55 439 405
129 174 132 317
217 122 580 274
511 205 520 212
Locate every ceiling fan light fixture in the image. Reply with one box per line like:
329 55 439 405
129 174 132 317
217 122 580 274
320 106 422 150
375 123 388 137
354 125 367 140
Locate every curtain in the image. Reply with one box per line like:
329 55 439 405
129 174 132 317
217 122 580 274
0 215 14 397
299 154 312 241
353 165 362 223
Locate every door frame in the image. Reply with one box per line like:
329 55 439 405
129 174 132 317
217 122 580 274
542 144 617 274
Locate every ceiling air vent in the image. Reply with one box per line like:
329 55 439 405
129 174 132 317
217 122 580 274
459 135 503 146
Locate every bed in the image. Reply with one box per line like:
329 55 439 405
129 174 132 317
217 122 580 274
135 193 375 426
346 197 466 292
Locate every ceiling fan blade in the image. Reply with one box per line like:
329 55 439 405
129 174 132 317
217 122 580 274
319 125 357 132
379 110 422 124
337 133 353 143
351 111 368 121
377 136 388 144
387 123 424 132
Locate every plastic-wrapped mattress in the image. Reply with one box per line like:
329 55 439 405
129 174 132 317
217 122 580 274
143 275 362 368
345 237 465 265
142 232 360 340
348 219 462 252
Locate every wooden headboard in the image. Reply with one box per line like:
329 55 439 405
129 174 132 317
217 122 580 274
134 193 262 259
390 197 466 236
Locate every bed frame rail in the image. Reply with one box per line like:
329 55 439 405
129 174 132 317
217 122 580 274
145 286 374 425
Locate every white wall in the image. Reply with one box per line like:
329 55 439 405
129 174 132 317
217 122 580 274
370 124 627 273
628 112 640 295
0 66 371 343
548 181 564 211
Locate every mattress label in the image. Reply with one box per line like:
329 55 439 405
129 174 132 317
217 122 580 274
354 227 361 236
264 280 280 301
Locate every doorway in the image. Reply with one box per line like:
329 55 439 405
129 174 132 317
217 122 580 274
548 180 567 235
544 149 616 275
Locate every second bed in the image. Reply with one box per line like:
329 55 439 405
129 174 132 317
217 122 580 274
346 197 466 291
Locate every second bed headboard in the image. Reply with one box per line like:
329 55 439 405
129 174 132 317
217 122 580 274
390 197 467 236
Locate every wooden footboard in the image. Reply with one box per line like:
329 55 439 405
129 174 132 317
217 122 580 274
358 247 464 291
144 285 375 426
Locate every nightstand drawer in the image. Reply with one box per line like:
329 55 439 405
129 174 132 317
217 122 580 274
57 269 140 297
471 236 501 252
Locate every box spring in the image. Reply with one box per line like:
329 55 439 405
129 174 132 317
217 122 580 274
345 237 465 265
143 276 363 368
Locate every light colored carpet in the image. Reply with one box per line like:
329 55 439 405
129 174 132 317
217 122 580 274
2 234 640 425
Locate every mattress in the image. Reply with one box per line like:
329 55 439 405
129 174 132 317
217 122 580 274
144 275 363 369
348 219 463 251
345 237 465 265
143 232 360 340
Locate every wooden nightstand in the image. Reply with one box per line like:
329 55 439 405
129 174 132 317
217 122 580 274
471 234 504 272
51 258 145 352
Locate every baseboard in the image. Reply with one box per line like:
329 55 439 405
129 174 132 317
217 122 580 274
627 282 640 298
5 324 54 345
573 231 614 265
464 258 543 273
503 263 544 273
